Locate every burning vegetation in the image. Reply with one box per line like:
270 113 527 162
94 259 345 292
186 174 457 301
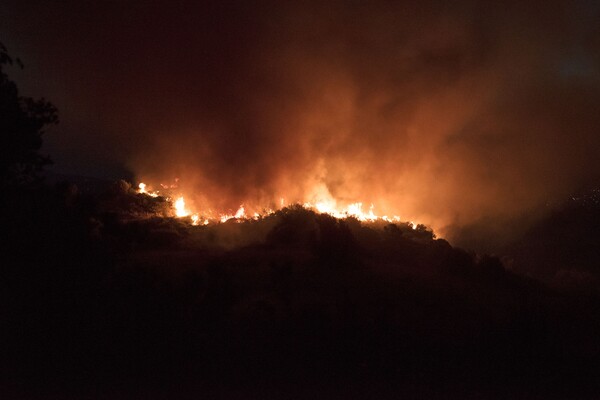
2 0 600 392
4 175 600 399
135 180 421 230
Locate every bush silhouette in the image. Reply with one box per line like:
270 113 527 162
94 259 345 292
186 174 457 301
0 42 57 187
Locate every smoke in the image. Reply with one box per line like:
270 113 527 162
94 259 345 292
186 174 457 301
3 0 600 248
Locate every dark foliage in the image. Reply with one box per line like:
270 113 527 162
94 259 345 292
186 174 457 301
505 187 600 287
0 43 57 188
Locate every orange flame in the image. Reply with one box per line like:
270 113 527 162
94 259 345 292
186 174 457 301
138 182 159 197
136 180 425 233
174 196 190 217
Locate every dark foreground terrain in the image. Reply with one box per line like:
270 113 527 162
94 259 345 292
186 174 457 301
1 182 599 399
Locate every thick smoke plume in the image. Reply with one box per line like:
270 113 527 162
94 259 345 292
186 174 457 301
3 0 600 247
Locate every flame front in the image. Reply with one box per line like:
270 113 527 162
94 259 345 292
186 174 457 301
136 181 423 232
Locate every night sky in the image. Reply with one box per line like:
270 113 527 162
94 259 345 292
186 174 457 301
2 0 600 246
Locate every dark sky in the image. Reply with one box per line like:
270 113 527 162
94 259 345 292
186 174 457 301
2 0 600 244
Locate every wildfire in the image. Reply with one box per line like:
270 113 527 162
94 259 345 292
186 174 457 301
219 205 246 223
138 182 159 197
305 201 383 222
136 181 421 230
174 197 190 217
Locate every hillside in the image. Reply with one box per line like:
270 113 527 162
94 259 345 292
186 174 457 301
1 182 599 399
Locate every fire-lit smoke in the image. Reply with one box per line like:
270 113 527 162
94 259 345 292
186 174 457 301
5 0 600 248
128 1 600 248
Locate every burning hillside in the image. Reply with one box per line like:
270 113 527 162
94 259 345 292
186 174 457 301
4 178 600 399
134 180 422 230
2 0 600 392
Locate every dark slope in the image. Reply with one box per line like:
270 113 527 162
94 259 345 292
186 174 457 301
504 187 600 287
1 183 599 399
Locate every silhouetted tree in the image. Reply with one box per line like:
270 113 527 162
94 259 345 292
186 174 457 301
0 42 57 187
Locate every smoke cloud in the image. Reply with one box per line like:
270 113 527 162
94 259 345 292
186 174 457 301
3 0 600 247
